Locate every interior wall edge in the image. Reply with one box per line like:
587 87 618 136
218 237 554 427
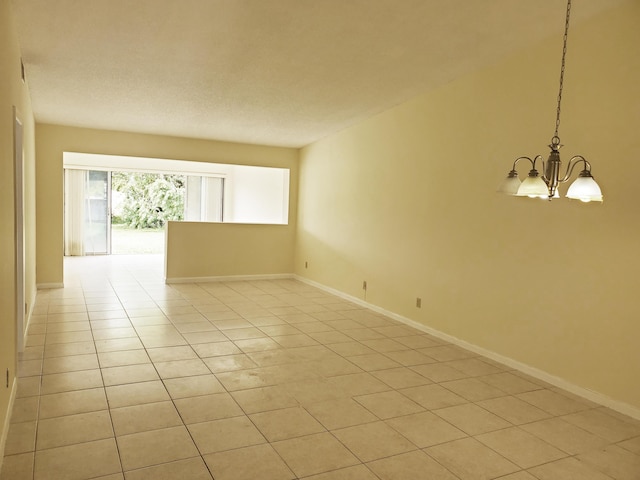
0 377 18 472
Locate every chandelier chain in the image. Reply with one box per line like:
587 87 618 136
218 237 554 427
553 0 572 142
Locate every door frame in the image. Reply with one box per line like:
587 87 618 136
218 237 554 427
13 106 25 352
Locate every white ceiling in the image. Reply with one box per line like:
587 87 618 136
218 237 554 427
11 0 626 148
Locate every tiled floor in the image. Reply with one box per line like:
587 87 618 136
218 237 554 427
2 255 640 479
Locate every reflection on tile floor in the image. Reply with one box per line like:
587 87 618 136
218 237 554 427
2 255 640 479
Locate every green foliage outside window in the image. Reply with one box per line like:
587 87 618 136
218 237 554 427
111 172 185 229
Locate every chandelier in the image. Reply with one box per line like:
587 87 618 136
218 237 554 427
498 0 603 202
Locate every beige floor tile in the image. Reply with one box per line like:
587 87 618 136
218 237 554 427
34 438 121 480
223 327 266 340
308 357 364 377
301 465 378 480
111 401 183 436
90 318 133 330
40 369 103 394
102 364 159 386
0 452 34 480
98 349 151 368
154 358 210 379
324 341 376 357
493 472 537 480
42 353 99 374
39 387 107 419
386 411 467 448
146 345 197 362
354 390 424 419
36 410 114 450
173 322 219 334
105 380 170 408
182 330 228 344
92 327 138 340
477 372 541 395
163 374 225 399
367 450 459 480
44 341 96 358
521 417 609 454
370 367 431 389
4 421 37 455
117 426 199 471
174 392 243 424
45 331 94 345
307 330 354 344
327 372 390 397
234 337 280 352
203 444 295 480
231 385 299 414
348 353 402 372
516 389 591 416
138 334 187 348
399 384 467 410
562 408 640 442
426 437 519 480
17 359 43 377
202 353 257 373
440 378 506 402
188 416 266 454
478 395 551 425
215 368 273 391
393 335 441 349
95 337 145 353
248 349 300 367
10 397 39 423
477 426 567 468
306 398 378 430
410 363 469 383
273 432 360 477
124 457 213 480
578 445 640 480
250 406 325 441
382 349 436 367
420 345 476 362
434 403 512 435
192 341 242 357
618 435 640 454
444 358 504 376
528 456 615 479
343 328 385 341
332 421 417 462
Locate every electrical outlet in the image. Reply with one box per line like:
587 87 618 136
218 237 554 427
362 281 367 290
416 297 422 308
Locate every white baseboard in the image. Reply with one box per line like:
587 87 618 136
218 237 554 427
0 377 18 473
166 273 295 284
37 282 63 289
295 275 640 421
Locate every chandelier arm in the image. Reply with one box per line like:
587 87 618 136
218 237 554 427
559 155 590 183
510 156 536 172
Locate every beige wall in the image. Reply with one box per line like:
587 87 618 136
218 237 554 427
295 1 640 411
0 0 36 459
35 124 299 285
165 222 294 281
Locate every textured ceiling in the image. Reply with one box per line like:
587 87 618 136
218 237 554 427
11 0 626 148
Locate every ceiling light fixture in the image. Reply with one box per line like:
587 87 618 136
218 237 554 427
498 0 603 202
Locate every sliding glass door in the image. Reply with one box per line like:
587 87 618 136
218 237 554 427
64 169 111 255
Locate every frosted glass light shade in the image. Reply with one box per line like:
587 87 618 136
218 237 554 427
497 174 521 195
566 175 603 202
516 175 548 198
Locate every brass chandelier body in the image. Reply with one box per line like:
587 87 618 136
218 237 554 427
499 0 603 202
